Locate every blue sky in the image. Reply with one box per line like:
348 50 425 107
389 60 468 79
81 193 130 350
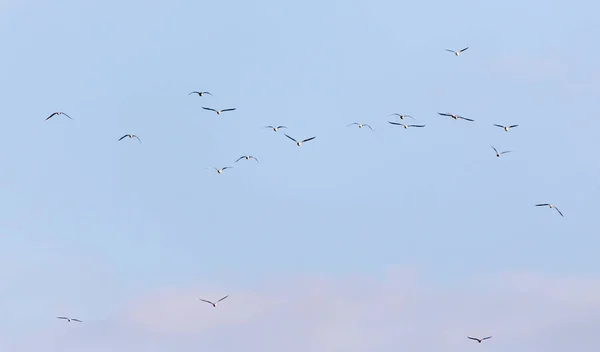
1 0 599 350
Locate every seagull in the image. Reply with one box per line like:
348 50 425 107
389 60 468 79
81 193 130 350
388 121 426 129
535 203 564 217
235 155 259 163
57 316 82 323
389 113 415 120
189 91 212 97
118 134 142 143
347 123 374 131
199 295 229 307
202 107 236 115
446 47 469 56
46 111 72 120
210 167 232 174
467 336 492 343
490 145 512 157
438 112 474 122
494 124 519 132
285 134 316 147
265 125 287 132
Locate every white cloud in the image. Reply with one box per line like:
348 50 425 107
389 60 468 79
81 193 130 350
8 269 600 352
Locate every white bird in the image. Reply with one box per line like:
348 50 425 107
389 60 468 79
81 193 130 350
57 316 82 323
209 167 232 174
189 91 212 97
389 113 415 120
535 203 564 217
494 124 519 132
202 107 236 115
388 121 426 129
265 125 287 132
46 111 72 120
235 155 259 163
490 145 512 157
438 112 474 122
347 122 374 131
467 336 492 343
285 134 316 147
446 47 469 56
199 295 229 307
118 134 142 143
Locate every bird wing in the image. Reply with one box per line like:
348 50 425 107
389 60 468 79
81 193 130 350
406 115 415 120
46 112 58 120
346 123 359 127
467 337 480 342
500 150 512 154
460 47 469 52
72 319 82 322
250 156 260 163
482 336 492 340
199 299 214 305
410 125 426 127
554 207 564 217
189 91 200 95
235 156 245 162
285 134 297 143
57 317 69 320
365 124 374 131
62 112 73 119
389 113 401 116
509 124 519 128
490 145 498 153
222 167 232 170
493 124 504 128
133 135 142 143
388 121 403 126
277 126 287 129
535 204 550 207
203 92 213 96
217 295 229 302
264 126 274 129
438 112 452 117
221 108 236 112
460 116 474 121
302 136 316 143
202 107 217 112
118 135 128 141
445 49 456 53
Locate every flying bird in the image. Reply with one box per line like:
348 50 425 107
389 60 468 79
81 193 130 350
467 336 492 343
446 47 469 56
265 125 287 132
209 167 232 174
388 121 426 129
347 123 374 131
236 155 259 163
202 107 236 115
389 113 414 120
285 134 316 147
535 203 564 217
189 91 212 97
438 112 474 122
199 295 229 307
494 124 519 132
46 111 72 120
118 134 141 143
57 316 82 323
490 145 512 157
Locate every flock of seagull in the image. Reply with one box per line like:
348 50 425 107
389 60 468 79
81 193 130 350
46 46 564 343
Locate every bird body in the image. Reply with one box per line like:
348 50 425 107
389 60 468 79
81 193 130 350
535 203 564 217
285 134 316 147
199 295 229 307
467 336 492 343
202 107 236 115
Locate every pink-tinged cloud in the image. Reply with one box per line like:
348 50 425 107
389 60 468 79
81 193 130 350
9 270 600 352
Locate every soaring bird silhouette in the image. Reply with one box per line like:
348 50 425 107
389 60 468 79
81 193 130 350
118 134 141 143
388 121 426 129
490 145 512 157
467 336 492 343
438 112 474 122
494 124 519 132
210 167 232 174
285 134 316 147
199 295 229 307
446 47 469 56
46 111 72 120
202 107 236 115
347 122 374 131
57 316 82 323
389 113 415 120
236 155 259 163
189 91 212 97
535 203 564 217
265 125 287 132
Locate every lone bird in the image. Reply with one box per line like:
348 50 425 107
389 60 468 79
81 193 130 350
388 121 426 129
236 155 259 163
347 122 374 131
285 134 316 147
265 125 287 132
199 295 229 307
118 134 142 143
467 336 492 343
202 107 236 115
438 112 474 122
535 203 564 217
210 167 232 174
446 47 469 56
389 113 414 120
490 145 512 157
57 316 82 323
46 111 72 120
494 124 519 132
189 91 212 97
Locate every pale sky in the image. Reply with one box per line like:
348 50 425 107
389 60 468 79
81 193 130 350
1 0 599 351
